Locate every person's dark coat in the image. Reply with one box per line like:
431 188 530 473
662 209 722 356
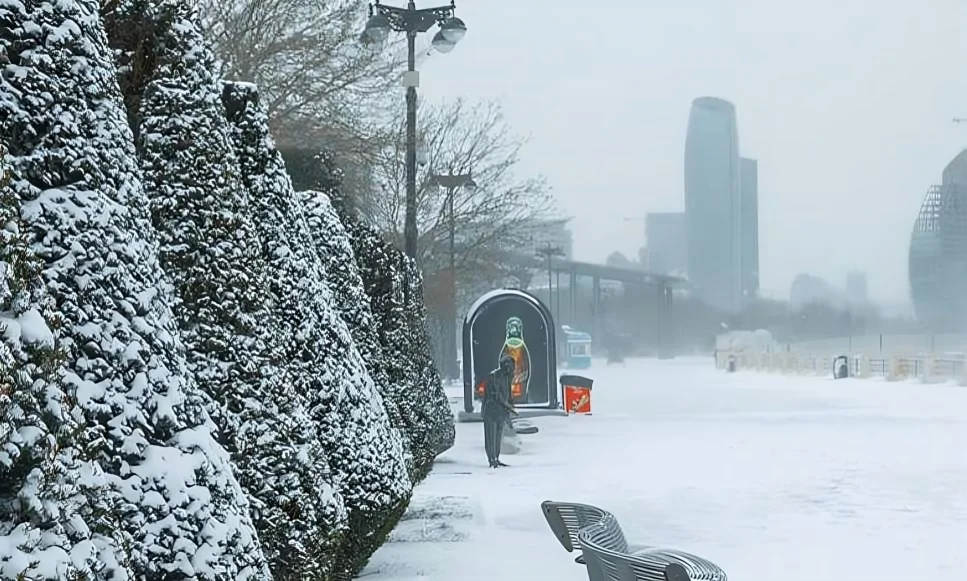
482 355 514 420
482 355 515 466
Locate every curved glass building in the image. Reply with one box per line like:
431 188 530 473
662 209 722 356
684 97 742 313
910 150 967 330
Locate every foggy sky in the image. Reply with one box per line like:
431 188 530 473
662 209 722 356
419 0 967 305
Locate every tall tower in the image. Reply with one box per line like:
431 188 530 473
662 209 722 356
684 97 742 313
740 157 759 302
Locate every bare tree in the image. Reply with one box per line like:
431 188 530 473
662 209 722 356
370 97 561 286
366 97 562 375
198 0 410 206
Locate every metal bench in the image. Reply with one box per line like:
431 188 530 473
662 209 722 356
542 500 728 581
578 515 692 581
541 500 653 565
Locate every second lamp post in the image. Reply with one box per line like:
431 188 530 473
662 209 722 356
428 170 476 379
362 1 468 261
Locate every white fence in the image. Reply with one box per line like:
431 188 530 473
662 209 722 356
778 333 967 356
715 349 967 384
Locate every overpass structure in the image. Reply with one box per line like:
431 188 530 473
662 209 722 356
506 252 686 358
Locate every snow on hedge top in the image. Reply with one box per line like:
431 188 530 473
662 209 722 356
0 1 268 578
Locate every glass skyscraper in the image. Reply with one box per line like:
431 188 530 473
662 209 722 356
684 97 742 313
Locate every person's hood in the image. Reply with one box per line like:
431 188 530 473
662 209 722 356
498 354 514 372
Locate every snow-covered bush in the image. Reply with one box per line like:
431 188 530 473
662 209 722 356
400 257 457 470
0 2 269 578
103 0 343 575
339 218 456 482
222 82 411 579
0 148 127 579
299 189 410 468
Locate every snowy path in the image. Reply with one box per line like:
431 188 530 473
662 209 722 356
360 358 967 580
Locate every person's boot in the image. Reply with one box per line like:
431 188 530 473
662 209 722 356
496 459 509 467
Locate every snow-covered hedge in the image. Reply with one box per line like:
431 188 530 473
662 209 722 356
299 189 411 471
400 256 457 473
0 147 122 580
1 1 269 578
285 151 456 482
1 0 453 577
339 216 457 482
221 82 411 579
103 0 349 576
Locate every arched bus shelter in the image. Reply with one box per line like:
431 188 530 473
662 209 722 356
462 289 559 416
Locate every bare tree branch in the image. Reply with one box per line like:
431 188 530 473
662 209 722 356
198 0 422 209
368 97 564 297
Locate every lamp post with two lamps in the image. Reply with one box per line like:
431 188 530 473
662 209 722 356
361 1 468 261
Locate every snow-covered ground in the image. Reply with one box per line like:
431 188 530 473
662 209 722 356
360 357 967 580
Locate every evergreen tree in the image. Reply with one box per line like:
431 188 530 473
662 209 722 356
400 258 457 467
299 189 412 473
102 0 343 576
0 2 269 578
338 218 456 482
222 82 411 579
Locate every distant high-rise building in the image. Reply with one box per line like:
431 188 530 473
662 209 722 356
846 270 868 306
909 149 967 330
645 212 687 276
684 97 742 312
739 157 759 302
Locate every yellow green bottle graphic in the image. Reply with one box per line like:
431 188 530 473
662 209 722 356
499 316 531 403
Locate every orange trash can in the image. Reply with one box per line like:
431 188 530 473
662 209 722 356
560 374 593 415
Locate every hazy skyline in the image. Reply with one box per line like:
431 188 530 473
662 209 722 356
419 0 967 304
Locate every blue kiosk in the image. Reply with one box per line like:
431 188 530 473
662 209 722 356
560 325 592 369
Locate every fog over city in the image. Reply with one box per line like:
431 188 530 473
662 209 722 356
424 0 967 305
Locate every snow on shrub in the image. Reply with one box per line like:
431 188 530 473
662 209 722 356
102 0 345 575
298 189 410 467
222 82 411 579
337 216 456 482
0 2 269 578
0 148 129 579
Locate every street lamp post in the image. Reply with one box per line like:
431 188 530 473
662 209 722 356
428 170 476 379
361 1 468 261
536 243 565 361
